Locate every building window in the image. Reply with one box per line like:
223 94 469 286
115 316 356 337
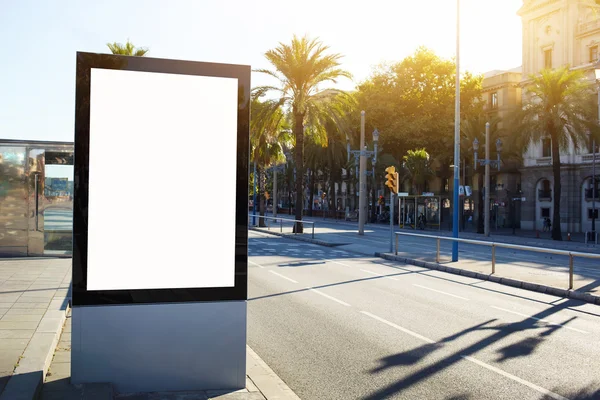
541 207 550 218
589 209 599 219
490 92 498 109
542 138 552 158
591 45 599 63
544 49 552 69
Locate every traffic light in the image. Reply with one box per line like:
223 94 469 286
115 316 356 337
385 166 398 194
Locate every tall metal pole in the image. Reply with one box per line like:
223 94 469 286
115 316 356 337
452 0 461 261
593 138 596 236
273 168 278 219
359 111 367 235
594 87 599 238
389 192 394 252
253 161 257 226
484 122 491 237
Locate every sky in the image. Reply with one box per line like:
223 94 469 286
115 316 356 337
0 0 523 142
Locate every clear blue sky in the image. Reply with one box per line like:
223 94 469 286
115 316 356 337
0 0 522 143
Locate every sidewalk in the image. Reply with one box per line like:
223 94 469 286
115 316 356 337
0 258 71 400
41 311 301 400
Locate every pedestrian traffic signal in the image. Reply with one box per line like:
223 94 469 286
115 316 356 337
385 166 398 194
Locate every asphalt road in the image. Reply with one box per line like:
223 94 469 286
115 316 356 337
251 216 600 294
248 230 600 400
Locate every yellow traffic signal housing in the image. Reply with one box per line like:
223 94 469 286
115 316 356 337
385 166 398 194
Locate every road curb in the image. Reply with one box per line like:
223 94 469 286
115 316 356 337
375 252 600 306
0 295 71 400
246 345 301 400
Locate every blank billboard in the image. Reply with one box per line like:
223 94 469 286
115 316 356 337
86 68 238 291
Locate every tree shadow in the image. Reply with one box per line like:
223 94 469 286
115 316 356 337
363 299 587 400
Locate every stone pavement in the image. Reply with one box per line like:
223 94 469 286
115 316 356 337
0 257 71 399
42 311 301 400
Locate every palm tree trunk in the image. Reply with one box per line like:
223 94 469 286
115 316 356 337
309 168 315 217
551 135 562 241
293 112 304 233
258 167 266 227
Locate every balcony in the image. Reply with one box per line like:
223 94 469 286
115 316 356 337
535 157 552 166
582 153 600 163
538 189 552 201
585 188 599 200
577 19 600 36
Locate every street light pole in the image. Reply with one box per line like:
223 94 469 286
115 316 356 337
359 111 367 235
452 0 461 261
372 129 379 223
484 122 491 237
273 167 278 219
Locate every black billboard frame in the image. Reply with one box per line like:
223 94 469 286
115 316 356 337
72 52 250 306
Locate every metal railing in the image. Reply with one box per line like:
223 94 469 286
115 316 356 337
249 214 315 239
394 231 600 290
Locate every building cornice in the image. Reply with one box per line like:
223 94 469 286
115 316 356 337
517 0 562 16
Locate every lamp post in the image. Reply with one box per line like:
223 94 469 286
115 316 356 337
359 111 367 235
371 129 379 223
473 122 502 237
452 0 461 261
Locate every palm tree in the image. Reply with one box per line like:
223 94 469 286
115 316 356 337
254 35 353 232
106 40 149 56
403 148 434 195
511 66 600 240
251 99 289 227
461 114 503 234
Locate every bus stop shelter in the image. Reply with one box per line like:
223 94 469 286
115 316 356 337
397 194 442 231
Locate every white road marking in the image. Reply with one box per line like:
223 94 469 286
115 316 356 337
360 269 399 281
323 259 352 267
461 356 569 400
491 306 589 334
360 311 436 344
308 288 351 307
248 261 265 269
412 284 470 301
268 270 298 283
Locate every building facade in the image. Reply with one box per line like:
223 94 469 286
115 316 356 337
518 0 600 233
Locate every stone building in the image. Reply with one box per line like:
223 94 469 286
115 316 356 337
477 0 600 234
517 0 600 233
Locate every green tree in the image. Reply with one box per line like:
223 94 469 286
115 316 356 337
106 40 149 56
511 66 600 240
356 47 482 167
250 99 289 227
403 148 433 195
254 35 353 232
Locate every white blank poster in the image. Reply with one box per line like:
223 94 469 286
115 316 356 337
87 68 238 291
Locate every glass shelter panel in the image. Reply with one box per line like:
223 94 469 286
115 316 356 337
0 147 28 256
44 152 73 255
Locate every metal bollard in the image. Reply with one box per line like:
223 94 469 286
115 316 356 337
395 234 398 255
312 223 315 239
569 254 574 290
491 244 496 274
280 219 283 233
436 238 440 263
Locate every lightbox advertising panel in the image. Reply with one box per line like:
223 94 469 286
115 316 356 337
72 52 250 305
